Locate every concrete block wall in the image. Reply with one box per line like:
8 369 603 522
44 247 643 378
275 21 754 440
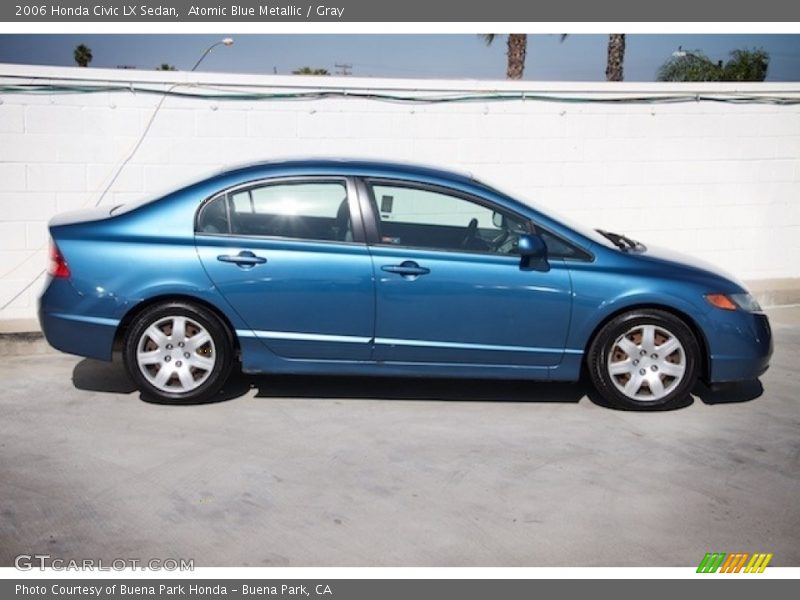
1 64 799 323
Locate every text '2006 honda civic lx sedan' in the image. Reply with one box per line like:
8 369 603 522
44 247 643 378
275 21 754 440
39 159 772 410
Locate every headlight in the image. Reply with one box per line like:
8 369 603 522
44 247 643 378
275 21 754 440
705 293 762 313
730 293 763 313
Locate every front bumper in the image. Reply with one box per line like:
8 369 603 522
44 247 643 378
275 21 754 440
708 311 773 383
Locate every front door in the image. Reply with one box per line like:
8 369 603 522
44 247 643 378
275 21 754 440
362 180 573 367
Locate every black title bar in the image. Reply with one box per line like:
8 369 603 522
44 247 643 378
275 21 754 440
5 579 800 600
3 0 800 22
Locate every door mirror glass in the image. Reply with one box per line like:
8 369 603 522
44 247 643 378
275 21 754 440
492 211 505 228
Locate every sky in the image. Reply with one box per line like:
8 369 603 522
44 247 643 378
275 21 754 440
0 34 799 81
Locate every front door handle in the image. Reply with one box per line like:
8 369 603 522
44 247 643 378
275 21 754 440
217 251 267 268
381 261 430 278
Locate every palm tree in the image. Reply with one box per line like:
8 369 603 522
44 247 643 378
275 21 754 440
292 67 330 75
73 44 92 68
605 34 626 81
658 47 769 82
480 34 527 80
657 50 721 82
723 49 769 81
481 34 571 80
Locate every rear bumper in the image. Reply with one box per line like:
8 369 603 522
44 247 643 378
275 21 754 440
38 277 118 361
708 312 773 383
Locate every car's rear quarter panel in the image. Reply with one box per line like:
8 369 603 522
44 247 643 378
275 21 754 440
40 183 249 361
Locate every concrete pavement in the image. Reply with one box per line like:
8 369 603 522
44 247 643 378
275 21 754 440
1 307 798 567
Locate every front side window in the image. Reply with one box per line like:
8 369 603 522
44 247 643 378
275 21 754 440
224 181 352 242
368 183 529 255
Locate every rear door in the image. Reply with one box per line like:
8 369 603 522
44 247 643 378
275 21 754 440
195 176 375 361
360 179 573 367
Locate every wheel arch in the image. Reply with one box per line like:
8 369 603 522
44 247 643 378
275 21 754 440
583 303 711 383
113 294 240 357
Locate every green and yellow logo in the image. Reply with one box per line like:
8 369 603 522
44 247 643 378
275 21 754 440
697 552 773 573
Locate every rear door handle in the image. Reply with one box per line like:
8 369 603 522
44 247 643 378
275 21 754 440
217 251 267 268
381 261 430 278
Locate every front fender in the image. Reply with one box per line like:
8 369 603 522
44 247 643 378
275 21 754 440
565 265 714 355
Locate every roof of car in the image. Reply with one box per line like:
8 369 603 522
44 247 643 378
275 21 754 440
219 158 477 185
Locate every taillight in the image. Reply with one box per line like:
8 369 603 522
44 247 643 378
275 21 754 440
48 239 70 278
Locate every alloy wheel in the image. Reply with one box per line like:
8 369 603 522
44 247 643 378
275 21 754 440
135 315 217 393
607 324 686 402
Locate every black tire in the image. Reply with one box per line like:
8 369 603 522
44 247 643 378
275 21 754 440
123 301 234 404
587 309 700 410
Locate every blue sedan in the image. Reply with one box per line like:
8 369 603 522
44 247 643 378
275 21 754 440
39 159 772 409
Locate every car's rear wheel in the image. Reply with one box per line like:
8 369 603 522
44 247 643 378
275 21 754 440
587 309 700 410
123 301 234 403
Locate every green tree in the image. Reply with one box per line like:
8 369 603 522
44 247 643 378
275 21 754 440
605 34 626 81
292 67 330 75
723 49 769 81
73 44 92 68
658 47 769 82
157 63 177 71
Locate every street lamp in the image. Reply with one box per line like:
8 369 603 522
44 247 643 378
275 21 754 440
191 38 234 72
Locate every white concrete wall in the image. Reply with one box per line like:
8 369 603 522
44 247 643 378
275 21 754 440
1 63 799 322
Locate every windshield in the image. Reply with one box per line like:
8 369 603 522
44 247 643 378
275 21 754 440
473 177 619 249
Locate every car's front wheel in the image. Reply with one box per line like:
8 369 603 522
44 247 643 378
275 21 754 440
123 301 234 403
587 309 700 410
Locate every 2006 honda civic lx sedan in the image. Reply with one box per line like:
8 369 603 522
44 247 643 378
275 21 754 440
39 159 772 410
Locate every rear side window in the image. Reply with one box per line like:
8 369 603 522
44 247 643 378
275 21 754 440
229 181 350 241
196 194 229 234
197 181 353 243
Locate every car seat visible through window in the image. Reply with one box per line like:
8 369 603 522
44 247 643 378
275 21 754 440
198 196 228 234
334 198 352 242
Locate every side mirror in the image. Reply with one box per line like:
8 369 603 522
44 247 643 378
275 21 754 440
518 233 547 258
518 233 548 271
492 211 505 228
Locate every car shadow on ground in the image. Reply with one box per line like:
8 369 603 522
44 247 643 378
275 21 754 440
71 358 764 409
692 379 765 405
72 358 587 405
